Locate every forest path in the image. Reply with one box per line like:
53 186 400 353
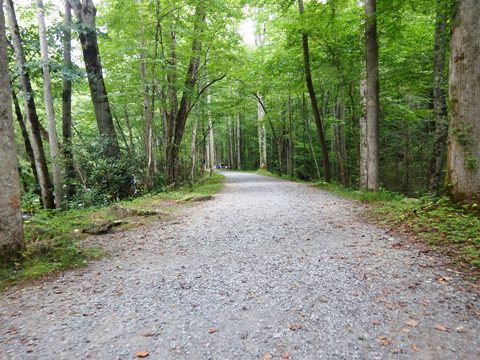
1 172 479 359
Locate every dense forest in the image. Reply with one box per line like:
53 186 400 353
1 0 479 260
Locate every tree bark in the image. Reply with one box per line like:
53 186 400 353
302 93 321 180
428 0 449 194
364 0 380 191
37 0 62 208
298 0 331 182
206 94 215 170
257 92 267 170
140 49 155 189
5 0 55 209
446 0 480 202
63 0 75 199
334 97 347 186
236 112 242 170
11 88 40 195
0 0 24 260
286 95 294 178
190 105 199 181
165 4 206 185
69 0 120 158
359 79 368 189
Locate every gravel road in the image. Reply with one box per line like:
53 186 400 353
1 172 479 360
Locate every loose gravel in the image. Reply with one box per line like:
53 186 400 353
1 172 479 360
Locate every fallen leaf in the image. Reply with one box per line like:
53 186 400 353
404 319 418 327
466 303 480 316
260 354 273 359
434 324 448 332
411 344 421 352
378 335 391 346
142 332 160 337
135 351 149 358
288 323 302 331
437 276 452 284
208 327 219 334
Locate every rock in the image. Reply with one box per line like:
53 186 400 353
111 205 162 218
82 220 125 235
177 195 213 203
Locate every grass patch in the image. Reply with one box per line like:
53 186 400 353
374 196 480 270
0 173 225 290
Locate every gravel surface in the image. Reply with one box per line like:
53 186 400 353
1 171 479 360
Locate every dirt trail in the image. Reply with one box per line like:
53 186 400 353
1 172 479 359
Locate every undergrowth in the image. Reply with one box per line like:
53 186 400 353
0 173 225 290
315 181 480 271
244 170 479 271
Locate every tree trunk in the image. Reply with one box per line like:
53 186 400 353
69 0 120 158
165 4 206 185
303 93 321 180
298 0 331 182
206 94 215 169
5 0 55 209
257 93 268 170
37 0 62 208
140 49 155 189
364 0 380 191
334 97 347 186
286 95 294 178
62 0 75 199
446 0 480 202
0 0 24 260
428 0 449 194
228 116 234 168
236 112 242 170
11 88 40 195
359 79 368 189
190 105 199 181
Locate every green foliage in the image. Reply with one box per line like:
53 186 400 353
0 173 225 290
312 182 480 271
375 196 480 269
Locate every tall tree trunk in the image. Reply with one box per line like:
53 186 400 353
36 0 62 208
363 0 380 191
286 95 294 178
428 0 449 194
302 93 321 180
11 88 40 195
190 105 199 181
236 112 242 170
62 0 75 199
228 116 234 168
165 27 178 174
165 4 206 185
298 0 331 182
124 108 134 151
257 93 267 170
140 49 155 189
334 96 347 186
206 94 215 169
69 0 120 158
0 0 24 260
446 0 480 202
5 0 55 209
359 79 368 189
